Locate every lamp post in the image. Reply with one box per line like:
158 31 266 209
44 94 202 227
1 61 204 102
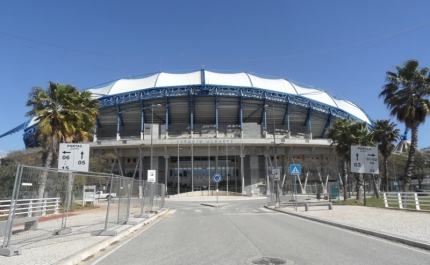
226 141 228 196
177 142 181 195
232 147 237 192
208 141 211 195
272 104 280 206
150 104 161 174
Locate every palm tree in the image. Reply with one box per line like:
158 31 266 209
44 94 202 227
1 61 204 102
329 119 375 202
379 59 430 191
328 119 352 201
372 120 400 191
25 82 99 198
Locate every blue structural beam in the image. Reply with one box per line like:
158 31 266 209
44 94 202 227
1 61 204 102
141 99 146 134
96 117 101 128
165 96 170 132
321 110 332 138
260 99 267 131
0 120 30 138
116 102 124 133
303 102 312 130
282 100 290 131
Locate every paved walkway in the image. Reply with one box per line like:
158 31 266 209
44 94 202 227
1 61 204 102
268 202 430 248
0 196 429 264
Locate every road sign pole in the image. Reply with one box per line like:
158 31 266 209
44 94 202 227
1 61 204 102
364 174 366 206
216 182 218 206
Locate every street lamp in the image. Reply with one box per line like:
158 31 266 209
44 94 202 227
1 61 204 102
232 147 237 192
226 141 228 196
268 104 280 206
150 104 162 173
208 141 211 195
177 142 181 195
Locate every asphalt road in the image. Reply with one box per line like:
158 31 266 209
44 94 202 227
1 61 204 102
86 198 430 265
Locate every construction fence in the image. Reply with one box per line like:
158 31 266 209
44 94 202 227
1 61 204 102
0 164 165 257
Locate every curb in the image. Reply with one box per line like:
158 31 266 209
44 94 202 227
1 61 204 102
57 208 170 265
264 206 430 251
201 203 228 207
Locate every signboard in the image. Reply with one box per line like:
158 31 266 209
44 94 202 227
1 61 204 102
350 146 379 174
289 164 301 176
148 170 156 183
58 143 89 172
83 185 95 206
213 174 221 183
272 168 281 181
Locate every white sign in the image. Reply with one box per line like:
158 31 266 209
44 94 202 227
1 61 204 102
58 143 89 172
350 146 379 174
272 169 280 181
148 170 156 182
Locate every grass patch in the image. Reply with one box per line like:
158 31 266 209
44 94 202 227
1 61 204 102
332 197 384 207
58 203 100 212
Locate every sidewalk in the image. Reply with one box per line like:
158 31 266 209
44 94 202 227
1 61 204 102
0 208 169 265
267 202 430 249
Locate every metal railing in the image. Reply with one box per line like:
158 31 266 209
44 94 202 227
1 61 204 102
0 165 137 257
383 192 430 210
0 198 60 218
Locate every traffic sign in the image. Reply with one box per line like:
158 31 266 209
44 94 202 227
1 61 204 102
272 168 281 180
350 146 379 174
289 164 301 175
213 174 221 182
58 143 89 172
148 170 156 182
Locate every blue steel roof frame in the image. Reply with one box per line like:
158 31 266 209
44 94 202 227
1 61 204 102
0 119 32 139
96 84 367 124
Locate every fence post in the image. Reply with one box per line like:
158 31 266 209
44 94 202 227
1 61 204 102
28 200 33 217
397 193 403 209
54 198 60 214
383 193 388 208
42 199 47 216
0 164 23 256
414 193 420 210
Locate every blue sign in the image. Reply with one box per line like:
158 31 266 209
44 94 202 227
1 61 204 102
289 164 301 175
213 174 221 182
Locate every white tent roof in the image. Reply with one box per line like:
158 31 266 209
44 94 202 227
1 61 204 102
86 70 371 124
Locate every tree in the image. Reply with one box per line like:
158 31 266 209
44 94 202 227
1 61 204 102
413 147 430 189
372 120 400 191
329 119 376 202
380 59 430 191
25 82 99 198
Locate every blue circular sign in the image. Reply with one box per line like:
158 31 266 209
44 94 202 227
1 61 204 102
213 174 221 182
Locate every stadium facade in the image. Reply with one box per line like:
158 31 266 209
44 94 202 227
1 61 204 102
13 70 372 195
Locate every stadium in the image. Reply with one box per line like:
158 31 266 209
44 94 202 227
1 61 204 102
13 70 372 195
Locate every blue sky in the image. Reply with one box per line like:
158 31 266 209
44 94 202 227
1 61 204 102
1 0 430 156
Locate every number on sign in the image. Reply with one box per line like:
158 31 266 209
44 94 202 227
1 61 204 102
78 160 85 165
354 163 361 167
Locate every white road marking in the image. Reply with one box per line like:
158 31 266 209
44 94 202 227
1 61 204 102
168 209 177 215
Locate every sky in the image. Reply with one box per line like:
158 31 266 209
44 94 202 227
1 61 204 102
1 0 430 155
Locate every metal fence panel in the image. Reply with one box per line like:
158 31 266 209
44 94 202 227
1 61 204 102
0 165 135 256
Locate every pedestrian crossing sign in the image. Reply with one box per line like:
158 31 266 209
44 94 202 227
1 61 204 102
289 164 301 175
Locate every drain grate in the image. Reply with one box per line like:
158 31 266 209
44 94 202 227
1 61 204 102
252 257 287 265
